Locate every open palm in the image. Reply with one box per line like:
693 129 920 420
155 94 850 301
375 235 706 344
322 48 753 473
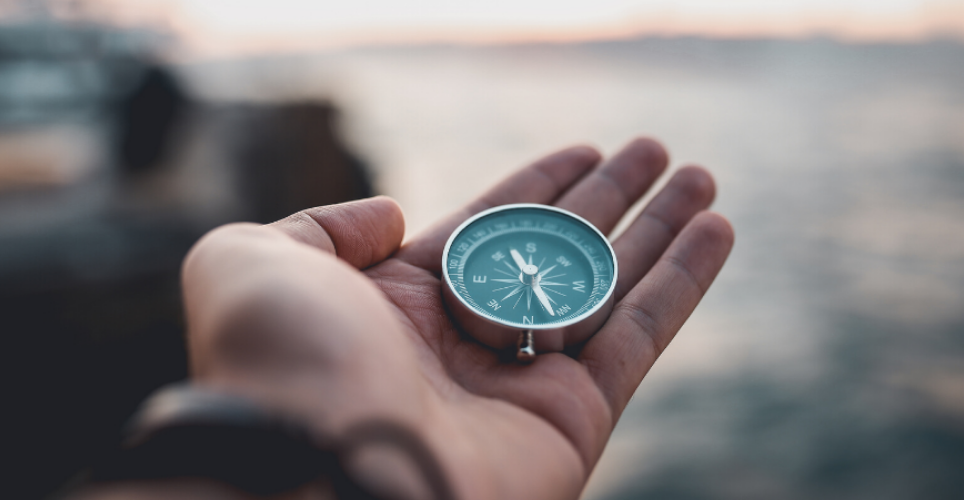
182 138 733 500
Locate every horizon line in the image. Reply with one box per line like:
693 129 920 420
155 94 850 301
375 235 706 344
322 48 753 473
166 26 964 62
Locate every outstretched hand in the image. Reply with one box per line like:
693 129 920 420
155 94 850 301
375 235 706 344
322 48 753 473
182 138 734 500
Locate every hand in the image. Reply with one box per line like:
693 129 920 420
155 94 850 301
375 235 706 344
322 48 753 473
181 138 733 500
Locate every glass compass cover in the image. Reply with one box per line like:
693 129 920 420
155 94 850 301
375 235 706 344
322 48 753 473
442 204 617 330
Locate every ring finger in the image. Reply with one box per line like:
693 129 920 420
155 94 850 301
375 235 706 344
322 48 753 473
611 165 717 302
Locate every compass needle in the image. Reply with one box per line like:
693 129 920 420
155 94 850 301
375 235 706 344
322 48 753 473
510 249 537 275
532 281 555 315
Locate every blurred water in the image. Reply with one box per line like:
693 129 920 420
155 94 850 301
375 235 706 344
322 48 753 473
179 38 964 499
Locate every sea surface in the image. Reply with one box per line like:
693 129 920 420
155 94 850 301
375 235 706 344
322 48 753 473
180 37 964 499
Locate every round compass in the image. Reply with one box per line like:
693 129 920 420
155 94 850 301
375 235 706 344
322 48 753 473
442 204 618 361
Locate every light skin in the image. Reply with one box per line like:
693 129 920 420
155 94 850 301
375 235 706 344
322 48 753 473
76 137 733 500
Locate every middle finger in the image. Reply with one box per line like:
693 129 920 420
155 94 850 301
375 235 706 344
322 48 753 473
555 137 668 235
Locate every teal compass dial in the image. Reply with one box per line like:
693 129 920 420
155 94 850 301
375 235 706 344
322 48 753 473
442 204 617 332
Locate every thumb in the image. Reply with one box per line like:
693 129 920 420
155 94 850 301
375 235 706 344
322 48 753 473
270 196 405 269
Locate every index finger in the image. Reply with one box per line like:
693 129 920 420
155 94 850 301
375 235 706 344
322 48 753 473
396 145 601 271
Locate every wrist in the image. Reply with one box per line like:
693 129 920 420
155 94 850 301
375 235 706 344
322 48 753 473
67 477 334 500
72 383 453 500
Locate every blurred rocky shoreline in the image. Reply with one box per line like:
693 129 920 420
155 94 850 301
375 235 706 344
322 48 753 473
0 20 373 499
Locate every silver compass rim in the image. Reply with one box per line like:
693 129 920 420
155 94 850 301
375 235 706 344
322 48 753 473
441 203 619 331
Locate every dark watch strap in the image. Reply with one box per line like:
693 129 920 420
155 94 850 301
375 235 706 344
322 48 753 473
87 383 339 496
81 383 455 500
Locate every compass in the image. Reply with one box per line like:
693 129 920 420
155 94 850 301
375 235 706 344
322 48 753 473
442 204 618 361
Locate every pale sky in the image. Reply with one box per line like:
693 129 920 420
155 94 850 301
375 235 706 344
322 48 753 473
10 0 964 58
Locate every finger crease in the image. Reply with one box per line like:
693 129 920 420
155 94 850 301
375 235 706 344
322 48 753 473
639 210 675 237
585 333 656 425
288 211 338 253
616 301 665 357
663 255 707 294
596 169 632 209
533 162 567 195
304 211 343 255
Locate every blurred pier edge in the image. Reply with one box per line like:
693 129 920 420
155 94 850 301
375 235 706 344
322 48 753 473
0 18 373 500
